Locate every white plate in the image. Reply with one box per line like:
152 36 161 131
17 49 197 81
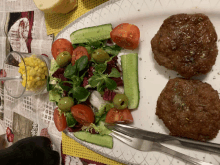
56 0 220 164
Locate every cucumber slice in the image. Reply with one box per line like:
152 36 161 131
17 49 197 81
74 131 113 149
121 53 139 109
70 24 112 44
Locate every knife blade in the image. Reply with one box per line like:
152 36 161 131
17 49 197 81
105 123 220 154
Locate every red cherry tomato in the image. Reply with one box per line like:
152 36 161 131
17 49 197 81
7 133 14 142
53 107 67 132
110 23 140 50
71 104 94 126
51 38 73 60
71 46 91 66
105 108 133 124
6 127 12 136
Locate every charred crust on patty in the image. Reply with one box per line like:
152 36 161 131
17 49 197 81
151 13 218 78
156 78 220 141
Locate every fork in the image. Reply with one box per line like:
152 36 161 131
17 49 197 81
111 130 212 165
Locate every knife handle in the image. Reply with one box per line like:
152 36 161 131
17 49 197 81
174 137 220 154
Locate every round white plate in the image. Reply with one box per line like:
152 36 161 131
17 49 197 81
56 0 220 164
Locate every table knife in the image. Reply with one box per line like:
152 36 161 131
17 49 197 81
105 123 220 154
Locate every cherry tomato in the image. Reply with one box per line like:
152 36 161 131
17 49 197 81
6 127 12 137
7 133 14 142
53 107 67 132
105 108 133 124
110 23 140 50
71 46 91 66
51 38 73 60
71 104 94 126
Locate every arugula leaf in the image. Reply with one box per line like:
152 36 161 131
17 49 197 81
105 78 117 90
103 45 122 56
65 112 77 127
88 74 105 87
108 68 121 78
69 86 90 102
64 64 77 79
94 63 107 74
76 56 88 72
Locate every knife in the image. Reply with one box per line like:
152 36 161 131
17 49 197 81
105 123 220 154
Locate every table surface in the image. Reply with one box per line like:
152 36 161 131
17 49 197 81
0 0 107 165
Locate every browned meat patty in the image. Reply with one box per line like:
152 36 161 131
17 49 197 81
151 13 218 78
156 78 220 141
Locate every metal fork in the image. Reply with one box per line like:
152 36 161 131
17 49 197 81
111 130 212 165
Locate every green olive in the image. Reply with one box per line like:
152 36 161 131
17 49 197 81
91 48 110 64
113 94 128 110
56 51 72 67
58 97 74 112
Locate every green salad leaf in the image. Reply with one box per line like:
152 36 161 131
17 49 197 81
94 63 107 74
73 40 122 57
76 56 88 72
108 68 120 78
82 122 111 136
88 74 104 87
59 81 72 91
69 86 90 102
97 79 105 93
49 88 62 103
102 45 122 57
95 103 114 123
64 64 77 79
47 76 53 91
104 77 117 90
65 112 77 127
89 67 119 91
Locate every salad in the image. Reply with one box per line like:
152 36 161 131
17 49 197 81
48 23 140 148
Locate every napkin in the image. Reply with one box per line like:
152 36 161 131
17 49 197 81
45 0 109 35
62 132 123 165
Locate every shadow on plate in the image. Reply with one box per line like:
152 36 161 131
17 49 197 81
155 116 170 135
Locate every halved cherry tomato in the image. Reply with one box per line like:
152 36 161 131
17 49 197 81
51 38 73 60
71 46 91 66
53 107 67 132
7 133 14 142
6 127 12 136
110 23 140 50
71 104 94 126
105 108 133 124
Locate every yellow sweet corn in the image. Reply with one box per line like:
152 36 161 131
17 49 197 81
18 54 48 91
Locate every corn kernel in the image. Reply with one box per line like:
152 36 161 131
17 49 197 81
18 54 48 91
20 65 25 69
41 75 45 79
34 66 39 70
